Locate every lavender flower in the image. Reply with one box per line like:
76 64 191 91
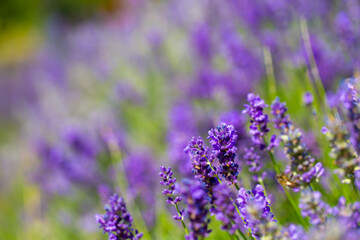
281 224 306 240
208 123 239 184
159 166 184 221
212 183 242 234
237 184 278 239
307 218 360 240
303 92 314 106
96 194 143 240
244 147 262 173
271 98 324 191
184 136 219 190
243 93 270 150
341 80 360 153
299 191 330 225
332 196 360 229
182 181 211 240
322 117 360 184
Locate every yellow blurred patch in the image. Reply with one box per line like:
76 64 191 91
0 25 42 67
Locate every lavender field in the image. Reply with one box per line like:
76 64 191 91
1 0 360 239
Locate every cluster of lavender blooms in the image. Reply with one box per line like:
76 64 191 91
182 181 212 240
299 191 330 225
242 93 272 150
237 185 278 239
322 79 360 186
270 98 324 191
184 136 219 191
13 1 360 239
96 194 143 240
137 90 360 240
208 123 239 184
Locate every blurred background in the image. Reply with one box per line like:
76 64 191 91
0 0 359 239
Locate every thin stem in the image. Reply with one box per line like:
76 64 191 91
237 229 248 240
283 188 308 227
228 232 235 240
352 181 360 200
263 46 277 100
234 183 240 191
174 201 189 235
300 16 330 116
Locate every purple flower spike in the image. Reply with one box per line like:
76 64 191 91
208 123 239 184
237 184 278 239
299 191 329 225
244 147 262 173
184 136 219 190
96 194 143 240
182 181 211 240
159 166 184 221
271 97 324 191
281 224 306 240
243 93 270 150
271 97 291 130
212 183 242 234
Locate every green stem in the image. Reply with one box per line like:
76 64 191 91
283 188 308 227
174 200 189 235
237 229 248 240
263 46 277 100
352 181 360 200
300 16 330 116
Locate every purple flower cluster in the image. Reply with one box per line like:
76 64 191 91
271 98 324 191
280 224 305 240
243 93 270 150
299 191 330 225
237 184 277 239
182 181 211 240
184 136 218 191
159 166 184 221
208 123 239 184
244 147 262 173
341 80 360 153
212 183 242 234
332 196 360 229
96 194 143 240
322 117 360 184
